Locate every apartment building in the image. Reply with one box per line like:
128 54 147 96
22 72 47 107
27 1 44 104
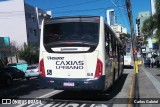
0 0 51 47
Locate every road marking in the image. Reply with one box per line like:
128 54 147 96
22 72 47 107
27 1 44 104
36 104 44 107
80 104 87 107
127 74 134 107
37 90 63 98
65 103 79 107
14 103 27 107
90 104 95 107
43 104 53 107
56 103 66 107
52 103 62 107
15 103 109 107
27 104 35 107
142 67 160 94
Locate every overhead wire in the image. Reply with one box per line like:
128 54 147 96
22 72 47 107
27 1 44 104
0 5 124 16
43 0 102 10
53 6 124 15
121 0 131 32
0 0 124 15
0 0 125 19
110 0 130 33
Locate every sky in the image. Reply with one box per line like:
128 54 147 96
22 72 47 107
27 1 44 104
25 0 151 33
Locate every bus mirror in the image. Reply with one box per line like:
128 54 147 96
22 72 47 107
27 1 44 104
105 42 108 46
123 51 126 55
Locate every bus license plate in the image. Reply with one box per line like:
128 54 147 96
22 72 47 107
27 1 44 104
63 82 74 86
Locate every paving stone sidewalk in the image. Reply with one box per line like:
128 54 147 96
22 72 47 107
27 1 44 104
137 66 160 107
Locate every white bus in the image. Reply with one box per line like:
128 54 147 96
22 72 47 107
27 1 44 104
39 16 124 91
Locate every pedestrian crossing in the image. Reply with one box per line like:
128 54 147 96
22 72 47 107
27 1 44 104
14 103 109 107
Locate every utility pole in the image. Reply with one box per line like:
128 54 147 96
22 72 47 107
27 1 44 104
126 0 138 73
126 1 140 107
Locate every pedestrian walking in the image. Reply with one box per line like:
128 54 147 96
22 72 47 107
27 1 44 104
147 57 151 68
151 57 155 68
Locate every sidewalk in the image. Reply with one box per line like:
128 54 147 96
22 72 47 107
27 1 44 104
137 66 160 107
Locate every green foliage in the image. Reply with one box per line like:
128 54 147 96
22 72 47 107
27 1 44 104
120 33 130 39
156 0 160 42
18 43 39 64
120 33 131 43
142 15 157 37
141 0 160 43
0 44 17 58
142 15 160 43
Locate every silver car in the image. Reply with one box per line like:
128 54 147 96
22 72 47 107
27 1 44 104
25 64 39 80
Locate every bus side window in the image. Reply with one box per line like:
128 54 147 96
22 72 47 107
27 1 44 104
105 28 109 54
109 34 113 57
111 35 116 57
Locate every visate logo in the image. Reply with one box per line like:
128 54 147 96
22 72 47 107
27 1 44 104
47 56 64 60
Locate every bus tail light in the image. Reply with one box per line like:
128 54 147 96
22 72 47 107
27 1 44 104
39 59 46 77
94 58 103 78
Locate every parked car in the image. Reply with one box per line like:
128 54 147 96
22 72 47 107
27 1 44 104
25 64 39 80
8 62 28 72
0 68 13 86
4 67 25 79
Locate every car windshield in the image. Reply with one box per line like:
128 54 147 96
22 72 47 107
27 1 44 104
27 66 37 70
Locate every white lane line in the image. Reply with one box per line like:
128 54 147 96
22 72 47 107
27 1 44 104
142 67 160 94
57 103 67 107
36 104 44 107
90 104 95 107
80 104 87 107
43 104 53 107
52 103 62 107
37 90 63 98
14 104 27 107
27 104 35 107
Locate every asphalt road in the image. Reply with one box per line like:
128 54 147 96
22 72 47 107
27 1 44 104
0 69 134 107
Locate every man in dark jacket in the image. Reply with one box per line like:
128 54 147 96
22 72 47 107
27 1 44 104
147 57 151 68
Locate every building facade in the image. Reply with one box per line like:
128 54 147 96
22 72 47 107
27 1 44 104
111 24 128 38
106 9 127 38
0 0 51 47
106 9 116 26
137 11 160 56
137 11 151 33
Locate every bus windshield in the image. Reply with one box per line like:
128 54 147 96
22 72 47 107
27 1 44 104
43 22 99 45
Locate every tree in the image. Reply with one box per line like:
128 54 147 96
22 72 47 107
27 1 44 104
0 41 17 58
142 16 155 44
120 33 131 53
0 41 18 65
156 0 160 42
120 33 131 43
18 43 39 64
141 0 160 43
